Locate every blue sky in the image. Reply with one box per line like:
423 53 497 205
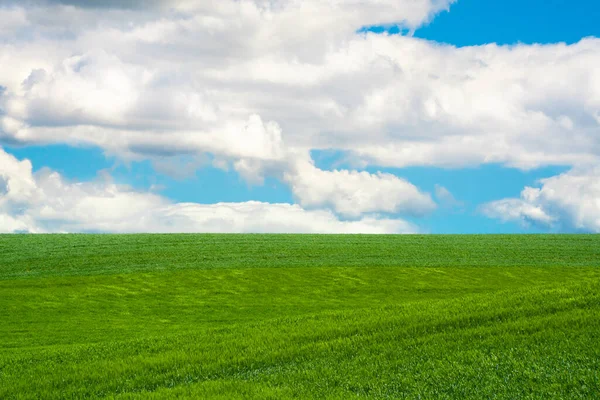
415 0 600 46
0 0 599 233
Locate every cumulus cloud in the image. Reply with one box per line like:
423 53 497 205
1 0 599 230
480 198 555 228
0 147 416 233
155 203 417 234
285 158 435 217
0 2 598 173
481 167 600 232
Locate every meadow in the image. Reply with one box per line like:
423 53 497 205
0 234 599 399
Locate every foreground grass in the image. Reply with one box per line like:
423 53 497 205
1 235 599 398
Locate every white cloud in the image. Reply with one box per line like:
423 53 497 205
0 4 598 173
0 147 416 233
480 198 555 228
481 167 600 232
1 0 599 229
0 148 37 205
285 158 435 217
155 202 417 234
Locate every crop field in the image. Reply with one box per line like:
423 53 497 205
1 234 599 399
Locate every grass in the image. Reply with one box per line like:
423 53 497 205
0 234 599 399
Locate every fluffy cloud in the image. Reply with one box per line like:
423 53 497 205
285 158 435 217
1 0 599 230
154 203 417 234
1 2 598 172
481 168 600 232
0 147 416 233
480 198 555 228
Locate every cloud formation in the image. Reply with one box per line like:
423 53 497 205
0 0 599 232
0 147 416 233
481 167 600 232
285 159 435 217
1 2 598 170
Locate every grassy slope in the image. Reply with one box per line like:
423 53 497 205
0 234 599 399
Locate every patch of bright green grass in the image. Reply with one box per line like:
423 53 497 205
1 234 599 398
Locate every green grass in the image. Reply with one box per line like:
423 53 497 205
1 234 599 399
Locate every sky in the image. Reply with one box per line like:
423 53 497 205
0 0 599 234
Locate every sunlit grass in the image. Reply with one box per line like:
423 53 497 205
1 234 598 398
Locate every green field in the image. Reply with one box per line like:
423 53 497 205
1 234 599 399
